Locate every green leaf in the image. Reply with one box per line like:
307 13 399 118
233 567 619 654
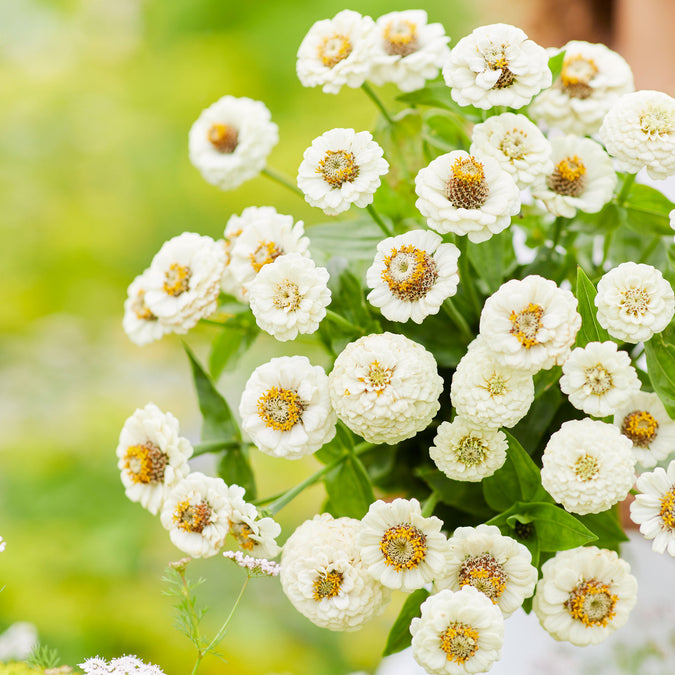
645 333 675 418
209 319 259 381
416 468 494 519
382 588 430 656
218 446 256 500
314 423 354 464
623 183 675 236
511 382 562 452
308 219 383 262
466 229 515 294
184 343 240 442
575 266 611 347
324 456 375 519
576 510 629 552
548 49 566 82
396 83 456 110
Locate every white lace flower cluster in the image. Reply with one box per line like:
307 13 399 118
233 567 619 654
123 233 226 345
297 10 450 94
80 655 166 675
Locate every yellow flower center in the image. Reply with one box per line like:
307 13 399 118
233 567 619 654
639 105 674 136
131 289 156 321
573 453 600 482
484 372 508 396
163 263 192 297
317 33 353 68
379 523 427 571
445 156 489 209
230 521 256 551
621 410 659 447
249 240 283 273
484 47 514 89
207 123 239 153
560 55 598 99
459 553 507 602
256 386 304 432
272 279 301 311
359 360 395 395
566 579 617 627
312 570 344 600
455 435 489 467
620 287 650 317
499 129 528 161
659 487 675 531
439 622 479 664
584 364 613 395
381 245 439 302
123 442 168 484
547 155 587 197
173 499 213 534
317 149 359 188
509 302 544 348
383 19 419 57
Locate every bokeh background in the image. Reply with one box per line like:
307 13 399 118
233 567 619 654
1 1 673 674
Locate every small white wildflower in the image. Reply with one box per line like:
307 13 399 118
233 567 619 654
223 550 281 576
429 417 508 483
328 332 443 444
533 546 637 646
630 459 675 556
559 341 640 417
188 95 278 191
366 230 460 324
541 419 635 515
410 587 504 675
359 498 450 592
239 355 337 460
443 23 551 110
116 403 193 515
368 10 451 93
435 524 538 617
595 262 675 343
122 269 172 346
297 128 388 216
599 90 675 180
0 536 5 553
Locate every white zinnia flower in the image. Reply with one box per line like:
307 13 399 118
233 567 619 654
529 41 634 136
533 546 638 646
328 332 443 444
281 514 390 631
410 586 504 675
297 128 388 216
470 112 553 189
365 230 460 324
559 341 640 417
450 337 535 428
429 418 508 483
479 275 582 373
435 524 537 617
143 232 226 333
239 355 337 460
219 210 253 301
531 135 617 218
442 23 551 110
116 403 193 515
630 459 675 556
188 96 278 191
359 498 449 592
248 254 331 341
613 391 675 468
594 262 675 343
368 10 451 93
540 419 635 515
122 268 173 346
415 150 520 243
160 472 233 558
227 206 310 299
599 90 675 179
296 10 378 94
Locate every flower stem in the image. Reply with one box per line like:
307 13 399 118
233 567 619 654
617 172 636 206
456 238 482 319
366 203 393 237
361 82 395 125
421 492 440 518
551 216 566 249
262 167 304 198
325 309 363 334
639 235 662 264
442 299 473 342
192 440 243 457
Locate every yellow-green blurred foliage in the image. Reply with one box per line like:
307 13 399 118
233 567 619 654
0 1 476 673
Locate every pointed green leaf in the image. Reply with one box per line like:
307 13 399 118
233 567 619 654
575 266 611 347
623 183 675 236
324 456 375 519
382 588 430 656
184 343 240 442
416 468 493 519
209 319 259 381
644 334 675 418
576 510 629 552
218 446 256 500
548 49 566 82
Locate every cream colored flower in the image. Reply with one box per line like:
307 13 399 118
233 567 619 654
328 332 443 444
533 546 637 646
366 230 460 324
541 419 635 515
359 498 450 592
239 355 337 460
595 262 675 343
188 96 278 190
415 150 520 243
443 23 551 110
122 269 172 346
429 418 508 483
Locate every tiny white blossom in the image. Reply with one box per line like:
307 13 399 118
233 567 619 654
223 550 281 576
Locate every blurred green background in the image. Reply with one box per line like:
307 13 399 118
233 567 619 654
0 1 488 673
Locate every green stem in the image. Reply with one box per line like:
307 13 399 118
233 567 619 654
325 309 363 334
456 238 482 319
617 173 636 206
361 82 395 125
366 203 393 237
204 576 250 655
639 235 662 264
601 230 614 268
192 440 242 457
442 299 473 342
551 216 565 249
262 167 304 198
199 318 228 327
421 492 440 518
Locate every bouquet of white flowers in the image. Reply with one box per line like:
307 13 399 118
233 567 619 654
118 10 675 675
